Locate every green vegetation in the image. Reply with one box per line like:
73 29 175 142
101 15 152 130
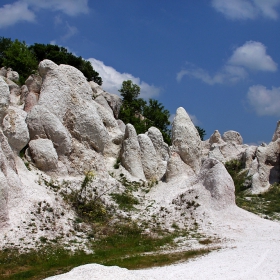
118 80 206 144
0 37 102 85
225 159 280 220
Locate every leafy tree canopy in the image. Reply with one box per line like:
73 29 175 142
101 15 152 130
118 80 171 144
0 37 102 85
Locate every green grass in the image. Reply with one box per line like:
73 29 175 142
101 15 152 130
0 222 211 279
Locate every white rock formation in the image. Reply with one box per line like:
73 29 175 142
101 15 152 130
222 130 243 145
138 134 158 180
26 105 72 156
121 124 145 180
29 139 58 171
2 106 30 153
0 76 10 123
171 107 202 173
6 68 19 82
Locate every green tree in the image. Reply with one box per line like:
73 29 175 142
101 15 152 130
195 126 206 140
3 39 37 84
118 80 171 144
29 43 102 85
0 37 12 66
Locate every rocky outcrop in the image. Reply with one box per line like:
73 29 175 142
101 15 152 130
29 139 58 171
171 107 202 173
2 106 30 153
38 60 111 154
102 91 122 119
272 121 280 142
165 150 195 182
198 158 235 210
25 74 42 94
222 130 243 145
26 105 72 156
121 124 145 180
94 94 114 116
147 126 169 179
6 68 19 82
138 134 158 180
0 76 10 123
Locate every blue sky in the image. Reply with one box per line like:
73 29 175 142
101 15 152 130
1 0 280 144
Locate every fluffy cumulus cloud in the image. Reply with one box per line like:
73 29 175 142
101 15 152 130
88 58 161 99
228 41 278 72
177 41 277 85
0 0 89 28
247 85 280 116
0 1 35 28
211 0 280 20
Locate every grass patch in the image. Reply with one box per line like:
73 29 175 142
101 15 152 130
0 222 211 279
111 192 139 210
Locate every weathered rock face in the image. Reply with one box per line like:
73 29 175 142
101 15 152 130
6 68 19 82
0 170 8 225
38 60 111 154
165 150 195 182
24 91 39 112
102 92 122 119
26 105 72 156
94 95 114 116
2 106 30 153
89 81 104 97
209 130 224 145
0 67 7 77
172 107 202 173
222 130 243 145
121 124 145 180
138 134 158 180
25 74 42 94
147 126 169 179
0 77 10 123
198 158 235 210
247 140 280 192
29 139 58 171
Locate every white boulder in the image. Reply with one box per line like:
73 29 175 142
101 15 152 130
172 107 202 173
2 106 30 153
0 77 10 123
222 130 243 145
29 139 58 171
121 124 145 180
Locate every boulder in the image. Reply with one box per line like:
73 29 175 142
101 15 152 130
24 91 39 112
121 124 145 180
20 85 29 105
0 76 10 123
102 91 122 119
0 67 7 77
38 60 111 154
117 119 126 134
94 95 114 116
26 105 72 156
209 130 224 145
6 68 19 82
198 158 235 210
165 150 195 182
2 106 30 153
3 77 21 106
29 139 58 171
222 130 243 145
172 107 202 173
138 134 158 180
25 74 42 94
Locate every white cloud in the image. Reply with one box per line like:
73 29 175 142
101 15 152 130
247 85 280 116
177 62 247 85
228 41 278 72
61 22 78 41
0 1 35 28
211 0 280 20
177 41 277 85
88 58 161 99
25 0 89 16
0 0 89 28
